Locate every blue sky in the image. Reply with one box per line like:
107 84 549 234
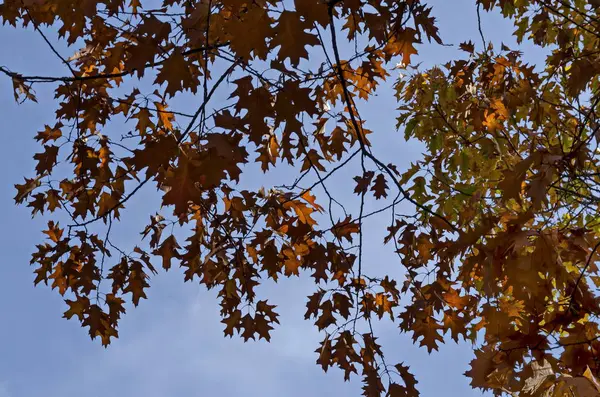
0 2 548 396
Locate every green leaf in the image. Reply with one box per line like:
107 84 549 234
404 118 419 140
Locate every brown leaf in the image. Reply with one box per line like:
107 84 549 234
35 124 62 144
34 145 59 175
354 171 375 195
154 49 198 97
63 296 90 321
154 235 180 270
333 216 360 242
371 174 388 199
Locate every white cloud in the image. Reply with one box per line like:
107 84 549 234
47 274 361 397
0 382 10 397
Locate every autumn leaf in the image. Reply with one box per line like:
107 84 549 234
272 11 319 66
14 177 41 204
498 155 535 202
97 192 119 218
385 28 419 65
332 216 360 242
63 295 90 321
301 190 324 213
315 300 336 330
154 235 180 270
411 317 444 353
301 149 326 172
222 309 242 337
284 255 301 276
155 49 198 97
42 221 63 243
371 173 388 199
465 348 500 389
34 145 59 175
283 200 317 226
11 75 37 103
123 260 150 306
35 124 62 144
459 41 475 53
161 151 202 215
354 171 375 195
154 102 174 130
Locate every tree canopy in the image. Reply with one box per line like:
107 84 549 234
2 0 600 395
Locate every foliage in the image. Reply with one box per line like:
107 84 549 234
2 0 600 395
